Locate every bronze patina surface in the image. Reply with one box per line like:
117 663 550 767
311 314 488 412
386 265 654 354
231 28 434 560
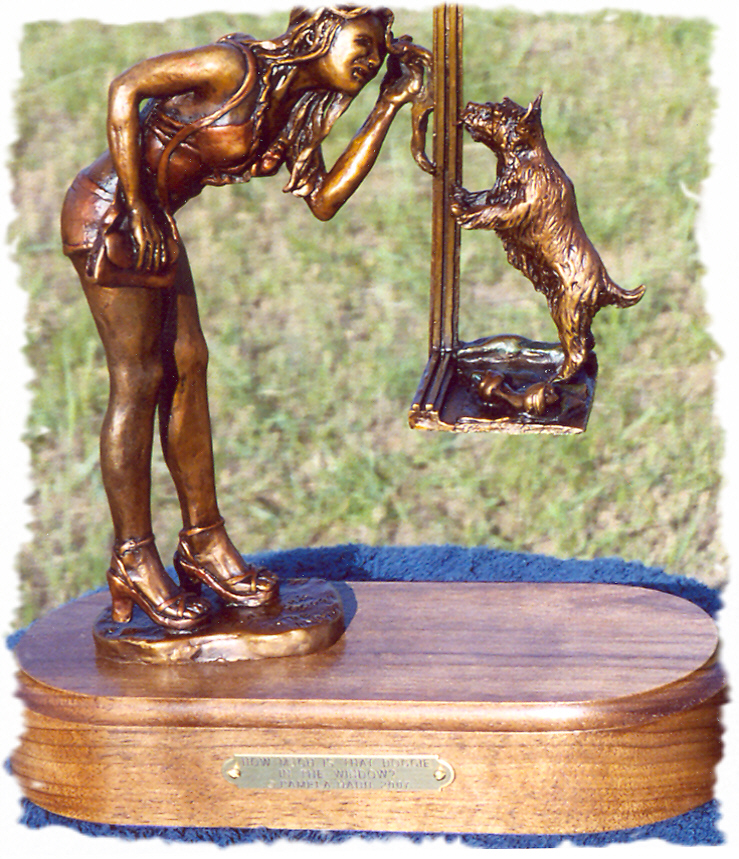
409 6 643 433
411 335 596 434
447 95 644 423
60 5 429 636
55 1 646 645
93 578 345 663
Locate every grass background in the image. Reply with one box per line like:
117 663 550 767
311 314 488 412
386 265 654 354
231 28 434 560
11 5 724 625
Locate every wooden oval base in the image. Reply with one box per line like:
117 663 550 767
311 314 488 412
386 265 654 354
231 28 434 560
12 582 724 835
92 578 344 664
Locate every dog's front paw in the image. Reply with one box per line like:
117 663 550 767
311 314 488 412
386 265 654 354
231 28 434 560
455 208 494 230
449 184 469 219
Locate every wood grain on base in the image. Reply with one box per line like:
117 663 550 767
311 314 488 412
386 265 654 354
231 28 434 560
12 582 724 834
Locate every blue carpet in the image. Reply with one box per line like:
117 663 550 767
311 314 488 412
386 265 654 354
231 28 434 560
16 798 725 847
12 543 724 847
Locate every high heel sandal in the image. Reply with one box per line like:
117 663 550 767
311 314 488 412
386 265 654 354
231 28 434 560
173 518 279 608
107 534 211 630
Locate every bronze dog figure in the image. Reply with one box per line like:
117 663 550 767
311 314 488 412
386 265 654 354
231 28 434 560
451 94 645 382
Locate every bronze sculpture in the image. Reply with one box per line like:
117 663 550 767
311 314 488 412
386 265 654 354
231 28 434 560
451 95 645 408
13 7 721 835
60 5 429 632
57 2 645 643
408 8 643 436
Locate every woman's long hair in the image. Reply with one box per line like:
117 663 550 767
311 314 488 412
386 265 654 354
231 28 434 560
220 5 394 196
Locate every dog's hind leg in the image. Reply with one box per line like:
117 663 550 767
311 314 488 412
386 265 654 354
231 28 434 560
549 294 595 381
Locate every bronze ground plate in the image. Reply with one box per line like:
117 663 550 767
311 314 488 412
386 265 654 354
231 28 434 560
93 578 344 664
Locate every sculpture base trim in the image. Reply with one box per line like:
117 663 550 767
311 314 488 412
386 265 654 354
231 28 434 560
12 582 724 834
93 578 344 664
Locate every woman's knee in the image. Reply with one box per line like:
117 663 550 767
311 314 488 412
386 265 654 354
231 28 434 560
173 332 209 382
109 353 165 402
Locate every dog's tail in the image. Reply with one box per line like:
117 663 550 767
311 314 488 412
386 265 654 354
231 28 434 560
601 278 646 308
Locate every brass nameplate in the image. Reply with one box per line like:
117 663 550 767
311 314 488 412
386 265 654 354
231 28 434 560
223 754 454 791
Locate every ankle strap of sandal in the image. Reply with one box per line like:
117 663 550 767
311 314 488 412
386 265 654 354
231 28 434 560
114 533 155 556
180 517 225 540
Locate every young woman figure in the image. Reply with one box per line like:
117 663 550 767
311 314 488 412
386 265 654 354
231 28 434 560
61 6 428 629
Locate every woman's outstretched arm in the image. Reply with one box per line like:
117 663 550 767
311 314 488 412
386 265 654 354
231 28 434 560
305 43 430 221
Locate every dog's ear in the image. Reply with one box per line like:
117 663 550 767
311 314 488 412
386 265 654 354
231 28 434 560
523 92 543 122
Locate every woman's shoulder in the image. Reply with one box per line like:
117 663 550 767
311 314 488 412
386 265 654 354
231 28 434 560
183 40 251 95
145 40 257 124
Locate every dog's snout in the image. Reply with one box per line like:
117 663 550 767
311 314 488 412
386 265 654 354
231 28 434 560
460 101 491 127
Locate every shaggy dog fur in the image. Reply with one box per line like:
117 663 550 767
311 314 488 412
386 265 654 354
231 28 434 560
451 94 645 381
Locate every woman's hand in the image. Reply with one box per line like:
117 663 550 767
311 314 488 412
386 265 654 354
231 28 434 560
379 37 430 107
128 202 169 273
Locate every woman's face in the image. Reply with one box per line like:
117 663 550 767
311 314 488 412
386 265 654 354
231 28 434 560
311 15 387 95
